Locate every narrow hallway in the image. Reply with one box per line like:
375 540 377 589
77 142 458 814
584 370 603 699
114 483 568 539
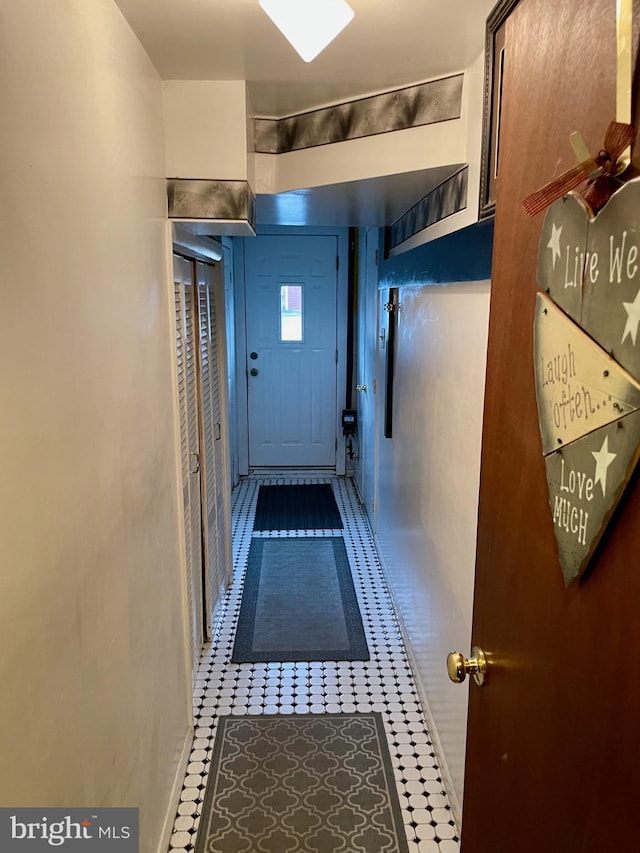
168 474 460 853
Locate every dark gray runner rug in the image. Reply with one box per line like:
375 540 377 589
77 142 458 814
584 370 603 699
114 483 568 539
195 713 410 853
253 484 343 531
231 536 369 663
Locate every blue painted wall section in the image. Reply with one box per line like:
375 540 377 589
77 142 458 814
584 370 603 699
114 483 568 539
379 218 494 288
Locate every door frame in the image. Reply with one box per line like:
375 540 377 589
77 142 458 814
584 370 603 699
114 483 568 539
355 226 381 531
221 239 240 488
207 259 234 592
195 259 234 599
234 225 349 474
169 225 231 685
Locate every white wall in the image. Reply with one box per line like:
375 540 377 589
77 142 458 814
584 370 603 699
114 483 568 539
164 80 249 180
0 2 191 850
370 280 490 819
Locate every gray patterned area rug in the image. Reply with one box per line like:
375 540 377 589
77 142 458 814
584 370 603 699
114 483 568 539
231 537 369 663
195 713 409 853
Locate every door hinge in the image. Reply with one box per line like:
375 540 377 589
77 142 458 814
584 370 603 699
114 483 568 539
335 349 339 364
336 255 340 271
373 379 377 394
335 437 338 450
375 249 379 265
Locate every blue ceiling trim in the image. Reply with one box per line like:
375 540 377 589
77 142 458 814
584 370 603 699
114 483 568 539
378 218 494 287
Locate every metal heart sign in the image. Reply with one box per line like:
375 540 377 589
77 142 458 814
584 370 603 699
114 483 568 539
534 178 640 585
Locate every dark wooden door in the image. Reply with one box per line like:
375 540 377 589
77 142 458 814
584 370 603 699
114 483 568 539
462 1 640 850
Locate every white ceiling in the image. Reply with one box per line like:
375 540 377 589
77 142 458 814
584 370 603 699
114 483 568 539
114 0 494 117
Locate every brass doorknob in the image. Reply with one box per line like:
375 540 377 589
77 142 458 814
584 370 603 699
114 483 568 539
447 647 487 686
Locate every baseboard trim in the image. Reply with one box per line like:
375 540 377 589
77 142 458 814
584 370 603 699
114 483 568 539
350 478 463 831
378 562 463 831
156 727 193 853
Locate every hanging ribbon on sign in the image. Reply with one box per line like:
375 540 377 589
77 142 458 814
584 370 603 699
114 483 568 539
523 0 636 216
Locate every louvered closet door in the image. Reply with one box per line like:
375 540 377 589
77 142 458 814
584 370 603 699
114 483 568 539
197 261 232 595
203 262 232 589
174 255 204 680
196 264 222 622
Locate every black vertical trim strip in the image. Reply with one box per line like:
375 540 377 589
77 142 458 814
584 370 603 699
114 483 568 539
346 228 357 408
384 289 398 439
383 226 393 260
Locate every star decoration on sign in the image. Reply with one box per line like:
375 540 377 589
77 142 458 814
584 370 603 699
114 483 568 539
592 435 617 497
547 223 563 269
622 287 640 346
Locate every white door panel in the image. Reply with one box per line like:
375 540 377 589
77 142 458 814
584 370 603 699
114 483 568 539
244 235 338 468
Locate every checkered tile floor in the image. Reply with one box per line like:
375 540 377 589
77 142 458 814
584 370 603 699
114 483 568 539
168 474 459 853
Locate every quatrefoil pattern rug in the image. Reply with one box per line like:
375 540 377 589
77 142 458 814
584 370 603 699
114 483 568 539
195 713 409 853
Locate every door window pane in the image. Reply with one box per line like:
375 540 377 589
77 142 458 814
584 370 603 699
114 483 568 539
280 285 303 341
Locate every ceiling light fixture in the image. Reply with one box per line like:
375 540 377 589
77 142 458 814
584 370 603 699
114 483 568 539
259 0 355 63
